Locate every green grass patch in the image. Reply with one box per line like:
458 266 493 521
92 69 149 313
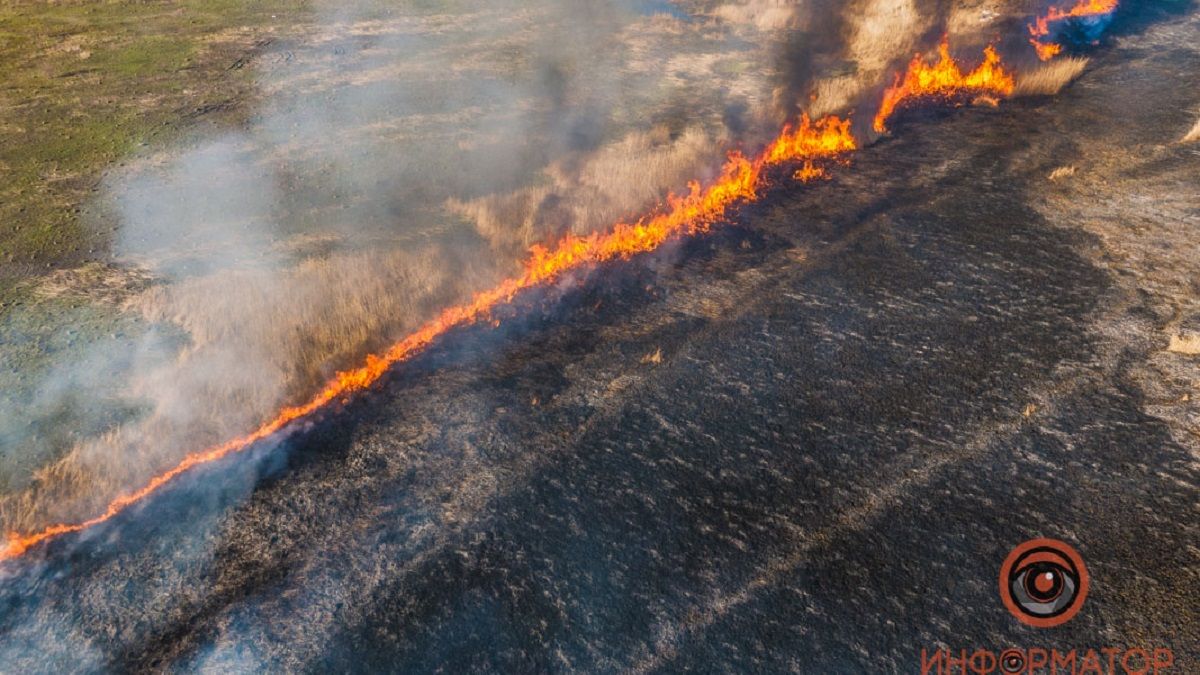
0 0 312 270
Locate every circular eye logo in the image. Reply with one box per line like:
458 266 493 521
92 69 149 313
999 648 1026 673
1000 538 1088 628
998 643 1027 667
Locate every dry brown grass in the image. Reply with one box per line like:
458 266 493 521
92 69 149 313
947 0 1013 34
1015 57 1089 96
1048 165 1077 181
1182 117 1200 143
0 245 499 532
711 1 798 31
450 125 723 256
34 262 155 306
134 247 497 395
1168 333 1200 354
806 0 931 118
4 0 1067 538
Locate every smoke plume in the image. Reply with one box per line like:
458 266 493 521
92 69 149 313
2 0 1037 542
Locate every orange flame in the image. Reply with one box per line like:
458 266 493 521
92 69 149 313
768 114 856 184
0 115 856 562
1029 0 1119 61
1031 38 1064 62
794 161 826 183
873 39 1015 133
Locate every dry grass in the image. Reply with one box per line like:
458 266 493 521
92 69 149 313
0 245 499 532
806 0 1039 118
712 1 798 31
806 0 930 118
1048 165 1077 181
4 0 1077 537
1015 57 1090 96
1167 333 1200 355
33 263 155 306
1182 117 1200 143
947 0 1012 34
641 347 663 364
134 247 496 395
450 125 723 256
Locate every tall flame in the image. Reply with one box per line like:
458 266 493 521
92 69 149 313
1029 0 1120 61
0 114 856 562
873 39 1015 133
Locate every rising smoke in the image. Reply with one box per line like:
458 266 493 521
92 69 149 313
1 0 1037 547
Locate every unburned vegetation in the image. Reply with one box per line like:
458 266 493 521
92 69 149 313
1015 57 1090 96
1183 116 1200 143
0 0 309 268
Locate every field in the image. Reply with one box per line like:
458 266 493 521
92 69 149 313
0 1 310 267
0 1 315 493
0 1 1197 671
0 0 782 522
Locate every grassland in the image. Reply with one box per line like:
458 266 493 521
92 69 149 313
0 0 781 524
0 0 310 273
0 1 313 491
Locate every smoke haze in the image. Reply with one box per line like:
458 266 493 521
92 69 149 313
1 0 1034 549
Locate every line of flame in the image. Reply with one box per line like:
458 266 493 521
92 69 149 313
1029 0 1120 61
0 115 857 561
873 38 1016 133
10 5 1136 565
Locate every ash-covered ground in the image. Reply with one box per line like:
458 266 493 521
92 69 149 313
1 6 1198 674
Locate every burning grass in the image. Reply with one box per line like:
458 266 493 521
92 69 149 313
1 112 856 559
0 245 496 534
0 1 1123 563
1014 57 1090 96
133 247 498 399
449 126 725 256
873 39 1015 133
802 0 930 119
0 0 801 549
803 0 1026 121
1028 0 1119 61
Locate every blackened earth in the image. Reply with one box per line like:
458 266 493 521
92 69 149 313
1 5 1197 673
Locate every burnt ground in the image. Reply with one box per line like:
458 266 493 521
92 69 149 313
0 5 1198 674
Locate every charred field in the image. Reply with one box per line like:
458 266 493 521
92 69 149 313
0 1 1198 673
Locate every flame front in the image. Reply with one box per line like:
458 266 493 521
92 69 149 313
0 28 1089 563
873 39 1015 133
0 114 857 562
1029 0 1120 61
